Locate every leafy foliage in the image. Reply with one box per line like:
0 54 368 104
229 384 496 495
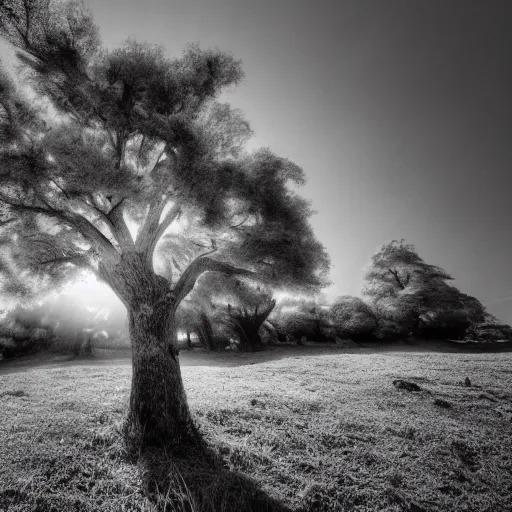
176 272 277 351
0 304 54 358
328 296 378 341
464 313 512 343
0 0 330 320
175 273 231 351
362 240 488 340
270 298 329 341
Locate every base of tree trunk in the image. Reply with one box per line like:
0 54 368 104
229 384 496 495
122 418 204 462
122 327 204 458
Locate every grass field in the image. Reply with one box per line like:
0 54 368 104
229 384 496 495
1 343 511 511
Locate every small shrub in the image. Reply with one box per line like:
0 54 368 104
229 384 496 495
328 296 378 341
373 317 407 341
0 306 55 358
464 315 512 343
271 305 328 342
226 298 276 352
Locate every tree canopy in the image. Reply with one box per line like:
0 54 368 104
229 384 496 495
0 0 330 311
362 239 486 337
0 0 331 454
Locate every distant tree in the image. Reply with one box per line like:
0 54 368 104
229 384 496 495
363 239 486 339
0 216 44 299
224 282 276 351
418 284 487 339
328 295 378 341
175 274 241 351
464 312 512 343
195 306 229 351
0 0 330 455
175 298 198 350
270 297 329 342
0 303 54 357
176 273 277 352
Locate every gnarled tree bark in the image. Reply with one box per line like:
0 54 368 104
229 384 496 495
124 302 201 454
98 250 252 454
98 251 201 453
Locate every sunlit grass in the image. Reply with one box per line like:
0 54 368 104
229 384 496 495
1 347 511 510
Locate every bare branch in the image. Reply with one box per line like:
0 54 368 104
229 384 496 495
149 147 166 176
75 197 123 247
48 177 72 200
171 256 183 273
387 268 406 290
152 204 182 249
137 134 146 171
107 198 135 251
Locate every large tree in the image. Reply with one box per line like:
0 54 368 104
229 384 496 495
363 239 485 338
0 0 329 454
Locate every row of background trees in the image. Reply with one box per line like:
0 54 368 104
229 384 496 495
2 239 510 359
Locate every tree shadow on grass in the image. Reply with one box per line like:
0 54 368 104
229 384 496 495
139 443 292 512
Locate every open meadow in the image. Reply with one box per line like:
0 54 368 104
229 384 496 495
1 343 512 511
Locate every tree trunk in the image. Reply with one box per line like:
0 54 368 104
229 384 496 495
409 312 422 338
99 252 203 455
228 299 276 352
82 332 93 356
123 303 201 455
72 331 82 358
197 311 216 351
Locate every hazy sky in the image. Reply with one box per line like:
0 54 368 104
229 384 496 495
3 1 512 321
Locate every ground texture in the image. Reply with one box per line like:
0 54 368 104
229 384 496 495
1 343 511 511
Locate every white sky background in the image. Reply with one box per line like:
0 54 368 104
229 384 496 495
1 0 511 323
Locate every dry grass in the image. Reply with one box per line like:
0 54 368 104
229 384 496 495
1 345 511 511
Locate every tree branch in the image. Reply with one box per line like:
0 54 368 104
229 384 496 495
135 145 180 265
40 255 89 267
231 214 250 229
137 199 181 269
151 203 182 254
87 193 107 212
136 196 167 256
75 197 124 249
1 196 120 262
388 268 405 290
107 198 134 251
173 256 255 307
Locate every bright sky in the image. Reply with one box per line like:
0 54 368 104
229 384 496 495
2 1 511 323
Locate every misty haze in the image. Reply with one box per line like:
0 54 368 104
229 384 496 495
0 1 511 511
